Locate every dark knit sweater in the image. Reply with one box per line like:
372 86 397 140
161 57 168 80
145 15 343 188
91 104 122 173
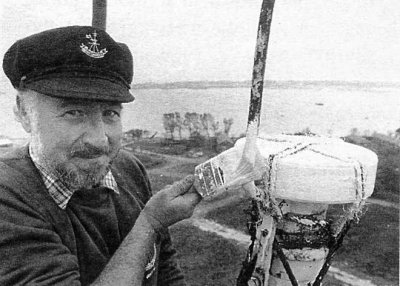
0 146 185 286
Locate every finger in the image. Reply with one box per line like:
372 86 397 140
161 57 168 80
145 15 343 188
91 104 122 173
182 190 202 205
192 177 203 197
169 175 195 196
156 184 172 194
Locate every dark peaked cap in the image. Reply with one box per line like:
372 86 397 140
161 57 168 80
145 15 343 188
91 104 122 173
3 26 134 102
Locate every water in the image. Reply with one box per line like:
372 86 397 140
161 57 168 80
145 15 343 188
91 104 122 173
123 82 400 138
0 81 399 139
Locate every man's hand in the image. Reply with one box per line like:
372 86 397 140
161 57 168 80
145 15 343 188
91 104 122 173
142 175 202 232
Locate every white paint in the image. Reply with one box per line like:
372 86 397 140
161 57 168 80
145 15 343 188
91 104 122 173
367 198 400 210
328 266 377 286
190 218 378 286
191 218 251 247
235 135 378 203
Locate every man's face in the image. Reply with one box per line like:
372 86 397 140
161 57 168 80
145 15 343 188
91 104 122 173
28 94 123 190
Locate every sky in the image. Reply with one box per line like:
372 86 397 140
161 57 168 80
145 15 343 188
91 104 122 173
1 0 399 86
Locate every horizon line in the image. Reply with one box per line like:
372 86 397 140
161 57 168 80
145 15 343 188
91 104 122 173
131 79 400 90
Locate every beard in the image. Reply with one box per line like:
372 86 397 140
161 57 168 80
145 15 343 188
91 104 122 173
39 141 120 191
54 158 111 190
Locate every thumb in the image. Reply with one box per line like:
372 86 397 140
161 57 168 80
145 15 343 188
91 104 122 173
169 175 195 196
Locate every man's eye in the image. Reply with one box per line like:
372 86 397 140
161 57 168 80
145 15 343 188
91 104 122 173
103 110 120 119
63 110 85 118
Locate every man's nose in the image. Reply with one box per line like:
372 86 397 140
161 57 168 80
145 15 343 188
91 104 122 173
82 115 109 147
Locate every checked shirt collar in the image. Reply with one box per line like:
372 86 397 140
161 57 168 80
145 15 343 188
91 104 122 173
29 144 119 209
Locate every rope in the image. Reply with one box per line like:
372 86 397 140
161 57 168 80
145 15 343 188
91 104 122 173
237 200 262 285
238 135 368 285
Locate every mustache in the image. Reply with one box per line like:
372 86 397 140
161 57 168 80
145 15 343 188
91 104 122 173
70 143 111 159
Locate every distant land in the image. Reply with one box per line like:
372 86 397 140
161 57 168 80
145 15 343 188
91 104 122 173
131 80 400 90
1 80 399 95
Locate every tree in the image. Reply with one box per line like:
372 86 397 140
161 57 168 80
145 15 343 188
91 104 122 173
162 113 177 140
200 113 215 139
211 120 220 137
183 112 202 138
223 118 234 136
395 128 400 139
124 129 145 141
175 112 183 140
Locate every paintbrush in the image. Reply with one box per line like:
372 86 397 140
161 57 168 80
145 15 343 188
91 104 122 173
194 0 275 197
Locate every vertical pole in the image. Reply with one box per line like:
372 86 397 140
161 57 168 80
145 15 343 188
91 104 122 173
247 0 275 131
243 0 275 165
238 1 276 285
92 0 107 30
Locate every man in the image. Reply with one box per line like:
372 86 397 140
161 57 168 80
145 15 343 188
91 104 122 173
0 26 202 285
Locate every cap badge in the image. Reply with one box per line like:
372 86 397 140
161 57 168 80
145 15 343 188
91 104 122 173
80 31 108 59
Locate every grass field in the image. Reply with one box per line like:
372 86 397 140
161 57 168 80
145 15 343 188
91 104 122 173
1 131 397 284
135 134 399 285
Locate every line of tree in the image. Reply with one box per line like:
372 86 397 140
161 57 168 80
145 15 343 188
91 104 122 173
162 112 233 140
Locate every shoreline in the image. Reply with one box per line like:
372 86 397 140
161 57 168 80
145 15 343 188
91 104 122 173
131 79 400 90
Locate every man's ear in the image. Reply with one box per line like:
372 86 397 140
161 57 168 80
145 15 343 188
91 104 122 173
14 96 32 133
